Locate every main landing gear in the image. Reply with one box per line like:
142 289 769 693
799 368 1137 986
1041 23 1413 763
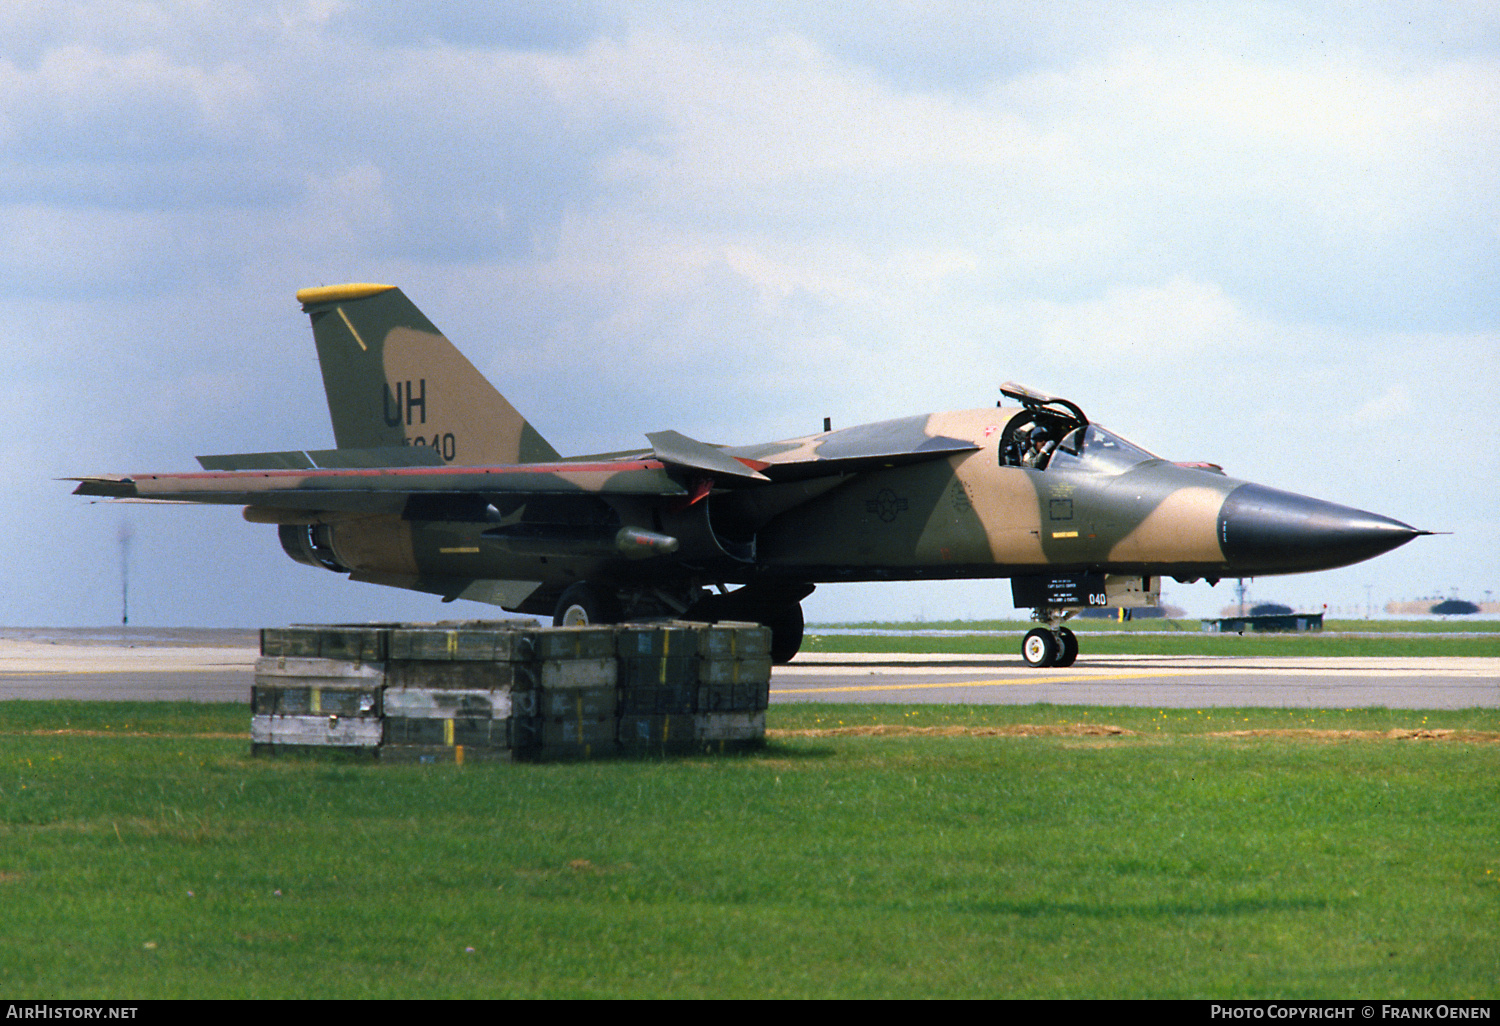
550 579 812 664
553 582 622 628
684 581 813 665
1021 610 1078 668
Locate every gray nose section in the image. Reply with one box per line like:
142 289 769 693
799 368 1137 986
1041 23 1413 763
1218 483 1425 573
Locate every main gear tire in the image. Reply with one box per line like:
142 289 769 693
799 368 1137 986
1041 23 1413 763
762 602 806 664
552 583 622 627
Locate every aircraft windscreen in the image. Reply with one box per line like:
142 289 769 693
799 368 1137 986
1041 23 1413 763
1050 425 1159 474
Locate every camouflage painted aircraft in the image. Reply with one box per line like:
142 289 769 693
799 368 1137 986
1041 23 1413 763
73 284 1428 666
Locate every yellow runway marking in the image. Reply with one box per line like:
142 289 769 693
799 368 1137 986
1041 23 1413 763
775 669 1197 695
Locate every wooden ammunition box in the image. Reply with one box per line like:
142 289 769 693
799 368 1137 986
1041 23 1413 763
382 686 514 721
616 624 699 701
385 660 532 691
615 623 699 657
539 657 618 690
252 657 384 717
387 624 539 663
617 677 697 715
261 625 390 662
250 713 384 748
694 711 766 742
696 622 771 659
696 678 772 713
535 626 617 662
538 684 617 721
696 654 772 711
617 713 699 754
251 619 772 763
511 709 618 760
618 711 766 753
697 656 772 686
382 715 511 749
379 743 514 764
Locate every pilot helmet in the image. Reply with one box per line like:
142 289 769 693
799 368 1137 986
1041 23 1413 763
1030 424 1050 443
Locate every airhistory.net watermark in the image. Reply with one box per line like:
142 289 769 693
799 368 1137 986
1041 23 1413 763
5 1008 137 1020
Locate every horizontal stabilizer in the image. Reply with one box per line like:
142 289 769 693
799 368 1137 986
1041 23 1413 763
646 430 770 481
196 446 446 471
69 476 136 498
196 451 313 471
310 446 447 469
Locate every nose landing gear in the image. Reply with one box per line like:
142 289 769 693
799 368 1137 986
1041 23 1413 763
1021 612 1078 668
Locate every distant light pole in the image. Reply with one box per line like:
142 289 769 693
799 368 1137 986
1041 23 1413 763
118 521 133 626
1364 584 1372 620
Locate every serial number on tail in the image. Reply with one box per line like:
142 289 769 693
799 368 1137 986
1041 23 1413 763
406 433 457 461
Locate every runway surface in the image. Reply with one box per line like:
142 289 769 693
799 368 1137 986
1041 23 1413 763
0 629 258 702
0 628 1494 709
777 653 1499 709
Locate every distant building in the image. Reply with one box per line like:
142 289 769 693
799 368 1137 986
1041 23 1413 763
1430 599 1480 615
1386 600 1499 615
1249 602 1293 616
1202 613 1324 633
1218 600 1295 617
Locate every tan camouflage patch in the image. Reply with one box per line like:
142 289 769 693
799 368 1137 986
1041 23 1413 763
1107 485 1228 564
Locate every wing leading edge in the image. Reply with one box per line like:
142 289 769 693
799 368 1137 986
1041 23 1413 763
74 413 983 512
70 460 686 508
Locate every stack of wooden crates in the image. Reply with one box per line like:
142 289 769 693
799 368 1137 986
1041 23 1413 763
251 620 771 761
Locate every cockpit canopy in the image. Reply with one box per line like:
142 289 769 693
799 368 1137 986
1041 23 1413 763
997 382 1160 475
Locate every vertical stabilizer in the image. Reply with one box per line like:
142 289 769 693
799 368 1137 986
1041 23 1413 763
296 284 561 466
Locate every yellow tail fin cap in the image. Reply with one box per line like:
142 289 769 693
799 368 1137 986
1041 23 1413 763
296 283 396 305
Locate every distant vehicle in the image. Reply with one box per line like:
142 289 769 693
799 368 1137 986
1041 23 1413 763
1430 599 1479 615
72 284 1430 667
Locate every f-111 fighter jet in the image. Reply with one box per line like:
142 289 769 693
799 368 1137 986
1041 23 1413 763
73 284 1427 666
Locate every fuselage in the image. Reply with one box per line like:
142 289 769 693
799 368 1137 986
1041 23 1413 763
749 407 1419 583
295 405 1421 603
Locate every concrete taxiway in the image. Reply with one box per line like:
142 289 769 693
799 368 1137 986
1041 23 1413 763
776 653 1499 709
0 628 1494 709
0 629 258 702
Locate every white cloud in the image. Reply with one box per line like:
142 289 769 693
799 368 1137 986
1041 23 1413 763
1029 277 1260 361
1350 384 1415 427
0 204 176 293
280 164 398 263
0 44 275 160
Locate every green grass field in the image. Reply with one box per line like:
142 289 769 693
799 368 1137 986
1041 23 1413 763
2 700 1496 999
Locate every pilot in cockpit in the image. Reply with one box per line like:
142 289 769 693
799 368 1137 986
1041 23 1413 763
1021 424 1053 468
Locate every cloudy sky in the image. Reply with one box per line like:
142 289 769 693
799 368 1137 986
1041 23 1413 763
5 0 1496 627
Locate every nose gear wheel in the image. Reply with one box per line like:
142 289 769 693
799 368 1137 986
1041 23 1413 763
1021 625 1078 668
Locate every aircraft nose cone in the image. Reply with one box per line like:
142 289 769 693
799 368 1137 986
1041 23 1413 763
1218 483 1425 574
